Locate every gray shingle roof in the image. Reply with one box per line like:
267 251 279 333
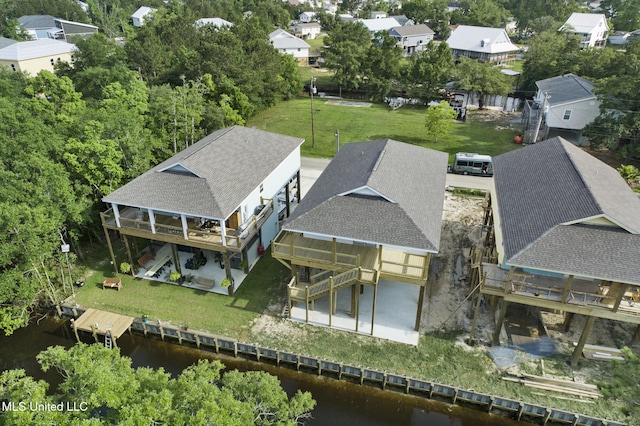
284 140 448 251
509 225 640 285
391 24 434 37
18 15 56 29
494 137 640 281
102 126 303 219
535 74 595 106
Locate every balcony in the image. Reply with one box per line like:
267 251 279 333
101 199 274 253
272 231 429 284
480 263 640 323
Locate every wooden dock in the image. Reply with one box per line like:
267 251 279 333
71 308 134 347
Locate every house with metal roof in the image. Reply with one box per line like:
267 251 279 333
446 25 519 64
474 137 640 365
522 74 600 145
101 126 303 294
389 24 435 56
194 17 234 29
0 39 75 75
269 29 310 64
132 6 156 27
18 15 98 42
272 140 448 342
359 17 402 34
560 12 609 48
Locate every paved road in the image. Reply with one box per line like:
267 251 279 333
300 157 493 196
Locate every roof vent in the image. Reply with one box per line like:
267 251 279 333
480 38 490 47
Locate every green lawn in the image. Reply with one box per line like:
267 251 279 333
249 97 522 161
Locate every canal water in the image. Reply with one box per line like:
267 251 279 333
0 317 520 426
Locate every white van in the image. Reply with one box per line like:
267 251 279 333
449 153 493 176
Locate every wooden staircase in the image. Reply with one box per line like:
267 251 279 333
288 267 377 305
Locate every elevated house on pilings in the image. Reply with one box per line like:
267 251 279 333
101 126 303 294
272 140 447 340
471 137 640 366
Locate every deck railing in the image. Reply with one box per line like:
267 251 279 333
272 234 360 269
101 199 274 250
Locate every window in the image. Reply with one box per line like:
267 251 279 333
563 109 572 120
457 161 468 166
10 64 16 71
473 162 482 168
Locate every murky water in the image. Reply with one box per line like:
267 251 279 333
0 317 520 425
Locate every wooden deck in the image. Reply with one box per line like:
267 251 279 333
273 232 379 271
72 308 134 342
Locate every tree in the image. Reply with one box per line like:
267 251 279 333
0 18 30 40
324 21 371 90
363 31 403 101
460 0 510 28
521 30 581 92
1 343 317 425
454 57 511 109
407 41 454 103
424 101 458 142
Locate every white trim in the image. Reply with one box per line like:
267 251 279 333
337 185 396 203
156 162 203 178
561 214 637 234
506 261 640 286
112 204 121 228
148 209 156 234
181 214 189 240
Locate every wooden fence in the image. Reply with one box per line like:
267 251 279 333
57 302 626 426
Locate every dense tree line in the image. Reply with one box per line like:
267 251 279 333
0 0 302 335
0 343 316 424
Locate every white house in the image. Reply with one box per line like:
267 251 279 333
360 17 402 34
195 18 234 29
608 30 630 45
299 12 317 23
132 7 156 27
269 29 311 64
389 24 435 56
446 25 519 64
293 22 322 40
560 13 609 48
0 39 75 76
522 74 600 145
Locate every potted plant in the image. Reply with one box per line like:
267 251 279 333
220 278 234 295
120 261 133 276
169 271 182 283
142 314 149 323
238 259 248 272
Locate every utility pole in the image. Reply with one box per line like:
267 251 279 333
531 92 550 144
310 77 316 148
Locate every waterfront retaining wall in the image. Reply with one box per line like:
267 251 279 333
57 303 626 426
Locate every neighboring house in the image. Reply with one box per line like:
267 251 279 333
272 139 447 344
18 15 98 42
269 29 311 65
337 14 354 21
0 37 17 49
522 73 600 145
391 15 413 27
628 29 640 43
370 11 387 19
195 17 234 29
299 12 317 23
477 137 640 366
293 22 321 40
132 6 156 27
608 30 630 45
360 17 402 34
0 39 75 75
100 126 303 294
446 25 519 64
389 24 435 56
560 12 609 48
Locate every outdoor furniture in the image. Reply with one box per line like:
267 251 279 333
138 253 153 269
102 278 122 291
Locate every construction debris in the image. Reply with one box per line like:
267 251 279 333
502 373 602 399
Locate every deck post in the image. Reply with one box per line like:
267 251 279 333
329 277 334 327
571 316 596 367
122 235 135 276
285 182 291 218
305 286 310 323
355 282 360 332
492 300 509 346
562 312 574 332
561 275 574 303
296 169 301 202
371 281 378 336
611 283 629 312
350 284 357 318
71 319 80 343
468 278 484 345
332 238 337 263
415 285 425 331
103 225 118 274
171 244 181 277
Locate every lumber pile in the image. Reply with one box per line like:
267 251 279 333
502 373 601 399
578 344 625 362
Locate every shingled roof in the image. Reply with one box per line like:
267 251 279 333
102 126 303 219
493 137 640 283
535 74 595 106
283 140 448 252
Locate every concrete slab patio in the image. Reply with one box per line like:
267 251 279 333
289 279 421 345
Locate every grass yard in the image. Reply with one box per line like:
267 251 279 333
71 247 289 340
248 97 523 161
